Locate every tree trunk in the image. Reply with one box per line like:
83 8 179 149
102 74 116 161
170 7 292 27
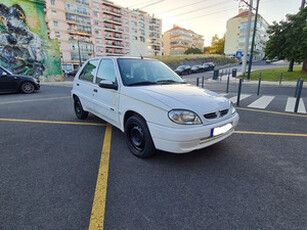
288 60 294 72
302 59 307 74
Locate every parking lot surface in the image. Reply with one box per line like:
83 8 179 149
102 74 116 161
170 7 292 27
1 85 306 229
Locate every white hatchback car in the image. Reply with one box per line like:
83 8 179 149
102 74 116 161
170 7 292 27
71 57 239 158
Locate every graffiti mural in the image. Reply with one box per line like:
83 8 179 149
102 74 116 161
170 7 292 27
0 0 61 79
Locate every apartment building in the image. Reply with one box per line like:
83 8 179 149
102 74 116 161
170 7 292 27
45 0 94 71
45 0 162 71
163 25 204 55
122 9 162 56
224 9 269 60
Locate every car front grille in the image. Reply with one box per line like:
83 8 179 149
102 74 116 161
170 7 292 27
204 109 229 119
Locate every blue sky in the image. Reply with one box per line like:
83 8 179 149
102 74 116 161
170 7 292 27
116 0 303 46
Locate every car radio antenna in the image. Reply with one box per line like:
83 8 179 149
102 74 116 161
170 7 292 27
131 39 143 59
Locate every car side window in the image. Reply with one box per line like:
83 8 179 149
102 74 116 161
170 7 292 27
78 60 99 83
96 59 117 84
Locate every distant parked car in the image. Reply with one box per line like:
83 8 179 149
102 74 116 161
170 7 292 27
0 66 40 94
190 65 205 73
203 62 215 70
175 65 191 75
67 69 79 77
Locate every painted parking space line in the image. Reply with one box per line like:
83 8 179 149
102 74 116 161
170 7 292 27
0 96 71 105
236 107 307 118
89 124 112 230
229 94 250 103
285 98 306 114
247 96 274 109
0 118 106 126
234 130 307 137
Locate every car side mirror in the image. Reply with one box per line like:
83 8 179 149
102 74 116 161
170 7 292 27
99 80 118 90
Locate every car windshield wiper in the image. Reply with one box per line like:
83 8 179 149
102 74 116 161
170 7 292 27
157 80 186 84
127 81 157 86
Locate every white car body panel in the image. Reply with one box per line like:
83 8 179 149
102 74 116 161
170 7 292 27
71 57 239 154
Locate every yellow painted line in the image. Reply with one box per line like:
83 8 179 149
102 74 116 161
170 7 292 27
0 118 106 127
236 107 307 118
89 124 112 230
234 130 307 137
0 96 71 105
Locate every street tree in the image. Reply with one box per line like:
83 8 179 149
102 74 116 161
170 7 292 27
184 48 203 54
209 34 225 55
265 7 307 72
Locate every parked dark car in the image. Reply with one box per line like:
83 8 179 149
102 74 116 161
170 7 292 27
66 69 79 77
203 62 215 70
190 65 205 73
174 65 191 75
0 66 40 94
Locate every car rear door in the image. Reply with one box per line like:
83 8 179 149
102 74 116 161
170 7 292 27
92 58 120 127
73 59 99 112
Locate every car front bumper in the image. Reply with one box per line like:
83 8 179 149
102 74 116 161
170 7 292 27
148 113 239 154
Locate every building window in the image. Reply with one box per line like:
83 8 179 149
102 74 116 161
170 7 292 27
53 21 58 27
52 10 57 15
55 32 60 38
93 2 99 8
50 0 55 5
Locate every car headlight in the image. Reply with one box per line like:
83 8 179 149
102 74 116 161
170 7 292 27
230 102 236 115
168 110 202 125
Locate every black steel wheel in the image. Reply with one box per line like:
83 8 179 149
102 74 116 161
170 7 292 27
74 98 88 120
125 115 155 158
21 82 35 94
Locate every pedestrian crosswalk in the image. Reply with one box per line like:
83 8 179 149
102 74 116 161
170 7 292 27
219 93 307 114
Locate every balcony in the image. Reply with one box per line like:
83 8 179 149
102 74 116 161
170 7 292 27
65 8 90 16
103 17 122 25
102 7 122 17
105 41 124 49
68 28 92 36
103 25 123 33
104 34 123 41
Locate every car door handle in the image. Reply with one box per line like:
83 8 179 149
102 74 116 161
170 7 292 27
76 83 79 86
93 89 98 92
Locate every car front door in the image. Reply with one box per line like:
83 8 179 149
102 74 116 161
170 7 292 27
0 68 18 92
92 59 120 127
73 59 99 112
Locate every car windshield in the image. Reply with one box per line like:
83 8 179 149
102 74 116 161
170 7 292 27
118 59 185 86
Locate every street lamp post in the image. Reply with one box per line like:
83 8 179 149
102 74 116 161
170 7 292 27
247 0 260 81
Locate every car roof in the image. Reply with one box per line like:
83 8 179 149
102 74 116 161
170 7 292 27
88 56 157 61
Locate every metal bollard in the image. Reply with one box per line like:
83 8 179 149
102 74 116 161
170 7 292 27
257 72 262 95
226 75 230 93
237 78 243 106
279 73 283 85
196 77 199 87
201 76 204 88
294 77 301 97
294 80 304 113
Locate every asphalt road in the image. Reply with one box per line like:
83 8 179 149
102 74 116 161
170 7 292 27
0 85 306 229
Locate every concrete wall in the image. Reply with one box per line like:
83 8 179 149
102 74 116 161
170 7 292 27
0 0 62 79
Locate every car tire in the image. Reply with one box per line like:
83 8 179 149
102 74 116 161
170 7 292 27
20 82 35 94
125 115 156 158
74 98 88 120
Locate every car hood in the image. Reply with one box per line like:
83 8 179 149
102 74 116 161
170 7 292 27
132 84 230 115
13 75 37 81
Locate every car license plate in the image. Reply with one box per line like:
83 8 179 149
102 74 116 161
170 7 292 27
211 123 233 137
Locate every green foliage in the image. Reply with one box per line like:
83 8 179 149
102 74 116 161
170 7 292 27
265 8 307 66
209 34 225 55
184 48 203 54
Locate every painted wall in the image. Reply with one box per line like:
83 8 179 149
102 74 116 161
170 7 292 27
0 0 61 78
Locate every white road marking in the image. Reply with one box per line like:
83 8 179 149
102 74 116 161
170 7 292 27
229 94 251 103
285 98 306 113
247 96 274 109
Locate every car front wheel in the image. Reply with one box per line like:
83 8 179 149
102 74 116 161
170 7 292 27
125 115 156 158
21 82 35 94
74 98 88 120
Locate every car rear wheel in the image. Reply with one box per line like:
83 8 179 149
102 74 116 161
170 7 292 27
125 115 156 158
74 98 88 120
21 82 35 94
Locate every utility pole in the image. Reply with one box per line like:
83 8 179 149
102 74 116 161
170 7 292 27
247 0 260 81
242 0 253 78
77 40 82 67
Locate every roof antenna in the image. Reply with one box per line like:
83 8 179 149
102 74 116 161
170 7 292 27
131 38 143 59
